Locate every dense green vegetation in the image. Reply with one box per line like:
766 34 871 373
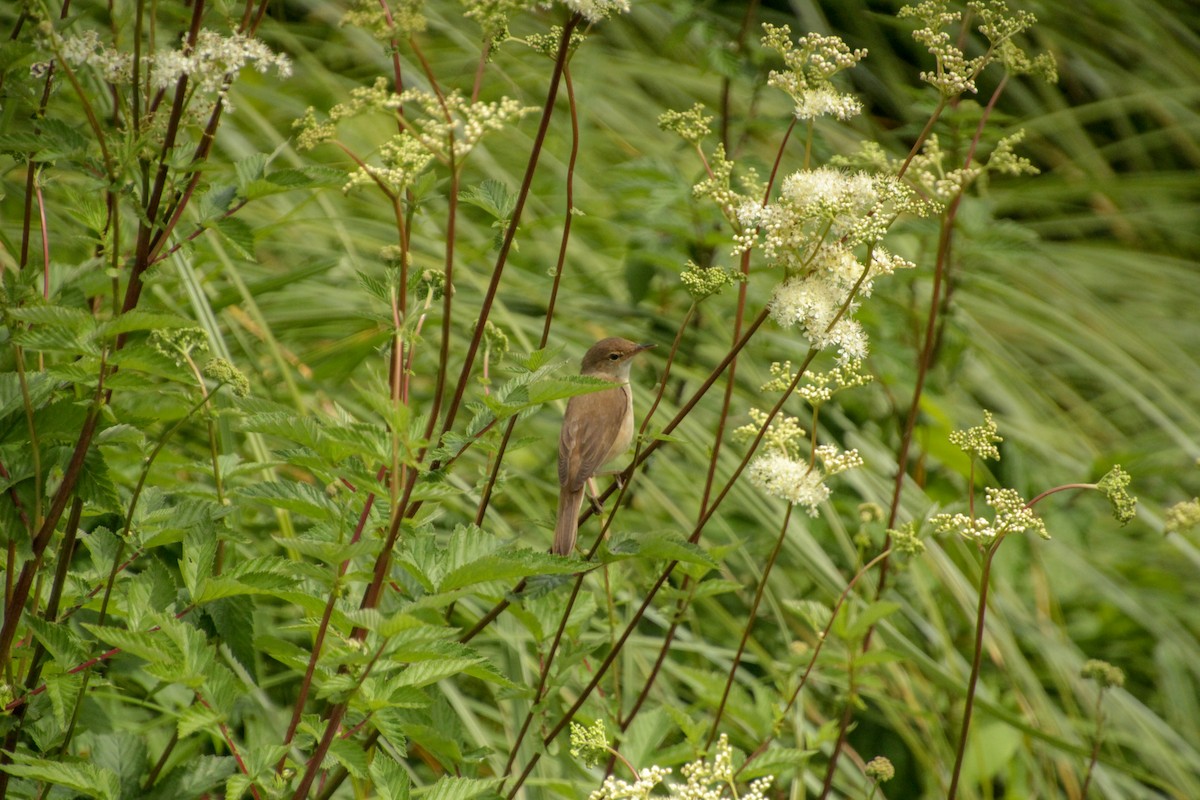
1 0 1197 798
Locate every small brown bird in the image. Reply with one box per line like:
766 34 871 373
554 337 655 556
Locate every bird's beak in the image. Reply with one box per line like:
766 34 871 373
635 343 656 353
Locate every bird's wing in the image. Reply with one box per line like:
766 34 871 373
559 385 629 491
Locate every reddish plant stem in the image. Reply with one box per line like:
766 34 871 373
360 17 582 619
473 63 580 527
277 470 383 774
435 14 582 443
946 539 1001 800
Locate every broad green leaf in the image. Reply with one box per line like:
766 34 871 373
459 179 514 220
420 776 504 800
370 752 411 800
394 658 484 689
213 216 256 259
205 595 258 679
24 616 86 667
238 480 340 519
0 754 119 800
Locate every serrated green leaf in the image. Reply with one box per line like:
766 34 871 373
12 323 100 355
6 304 95 331
238 480 339 519
0 755 119 800
420 776 503 800
604 531 716 569
24 616 86 667
459 179 513 219
44 671 82 727
370 752 411 800
235 153 267 188
83 624 176 666
142 756 235 800
267 165 344 188
395 657 483 688
90 731 148 800
205 595 258 680
328 736 369 778
213 216 256 258
181 528 217 598
737 745 814 780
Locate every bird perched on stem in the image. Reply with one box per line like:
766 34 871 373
554 337 655 556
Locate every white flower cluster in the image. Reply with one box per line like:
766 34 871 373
343 132 435 193
753 445 862 517
561 0 631 23
932 486 1048 542
761 23 867 121
51 29 133 83
738 408 863 516
737 167 919 362
46 28 291 116
586 765 672 800
156 30 291 101
398 89 535 161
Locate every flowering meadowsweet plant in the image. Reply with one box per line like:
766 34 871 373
735 408 863 515
760 23 867 121
949 410 1003 461
734 160 929 362
573 729 774 800
43 26 291 117
680 260 746 301
1164 498 1200 535
296 77 534 193
1096 465 1138 525
933 486 1048 542
899 0 1055 98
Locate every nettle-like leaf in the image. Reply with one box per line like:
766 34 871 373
0 753 120 800
181 528 218 599
437 525 580 593
204 595 258 679
603 531 717 571
94 311 196 342
24 616 87 667
422 776 504 800
88 731 148 800
739 745 814 781
140 755 235 800
242 165 345 200
237 479 342 521
43 671 83 728
213 216 257 259
369 752 411 800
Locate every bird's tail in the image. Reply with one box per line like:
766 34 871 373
553 486 584 556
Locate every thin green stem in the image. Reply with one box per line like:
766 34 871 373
1080 688 1107 799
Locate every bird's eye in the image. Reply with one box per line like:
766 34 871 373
608 352 621 360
